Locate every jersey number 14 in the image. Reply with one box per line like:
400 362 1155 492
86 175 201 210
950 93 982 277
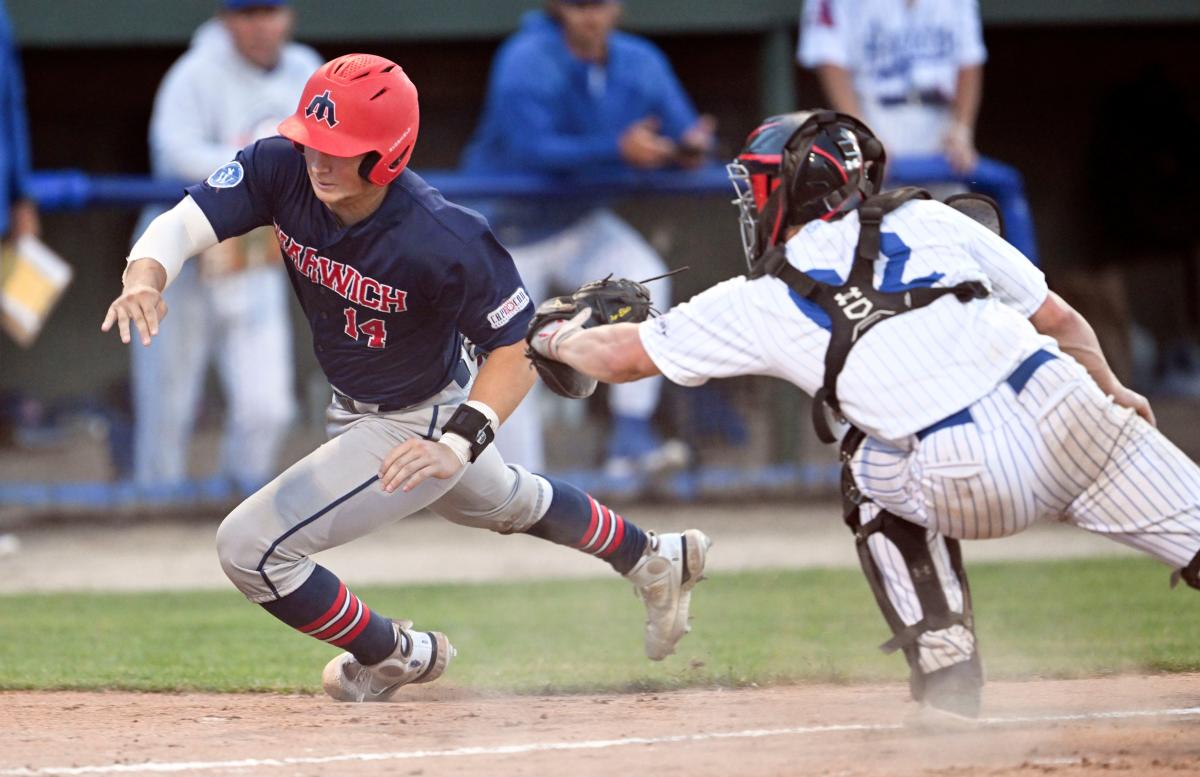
343 307 388 349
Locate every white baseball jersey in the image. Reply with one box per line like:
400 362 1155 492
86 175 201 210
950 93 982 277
640 199 1050 444
797 0 986 156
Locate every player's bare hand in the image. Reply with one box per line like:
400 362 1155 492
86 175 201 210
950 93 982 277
379 438 463 493
101 284 168 346
1111 386 1156 427
943 121 978 174
619 117 677 169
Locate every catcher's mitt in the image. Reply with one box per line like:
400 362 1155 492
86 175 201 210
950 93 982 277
525 277 654 399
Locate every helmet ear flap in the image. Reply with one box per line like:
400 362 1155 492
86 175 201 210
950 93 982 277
358 151 381 183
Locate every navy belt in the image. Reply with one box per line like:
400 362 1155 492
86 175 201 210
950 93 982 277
877 90 951 108
915 348 1058 441
334 358 471 414
1005 348 1057 395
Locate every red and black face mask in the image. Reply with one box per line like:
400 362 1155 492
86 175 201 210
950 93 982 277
727 111 886 270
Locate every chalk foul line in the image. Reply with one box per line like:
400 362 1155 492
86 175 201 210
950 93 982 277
3 706 1199 775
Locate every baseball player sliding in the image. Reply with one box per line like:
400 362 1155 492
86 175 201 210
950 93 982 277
101 54 711 702
527 111 1200 722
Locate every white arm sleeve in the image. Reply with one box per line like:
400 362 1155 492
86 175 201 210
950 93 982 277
125 195 219 288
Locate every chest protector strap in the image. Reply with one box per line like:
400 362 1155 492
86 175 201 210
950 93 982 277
752 187 990 443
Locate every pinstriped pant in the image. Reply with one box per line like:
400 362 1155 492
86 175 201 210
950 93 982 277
851 352 1200 672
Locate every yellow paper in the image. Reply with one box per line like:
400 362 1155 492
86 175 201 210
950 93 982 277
0 235 73 348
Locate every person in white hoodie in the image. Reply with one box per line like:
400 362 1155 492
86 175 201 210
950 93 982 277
130 0 321 495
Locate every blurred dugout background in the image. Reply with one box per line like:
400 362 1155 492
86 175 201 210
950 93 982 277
1 0 1199 512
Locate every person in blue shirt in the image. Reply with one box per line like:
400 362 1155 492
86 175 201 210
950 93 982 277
0 0 37 243
462 0 715 478
0 0 40 455
102 54 711 702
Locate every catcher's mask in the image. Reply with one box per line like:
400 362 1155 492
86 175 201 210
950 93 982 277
726 110 886 270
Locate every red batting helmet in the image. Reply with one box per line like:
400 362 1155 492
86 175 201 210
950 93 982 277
278 53 419 186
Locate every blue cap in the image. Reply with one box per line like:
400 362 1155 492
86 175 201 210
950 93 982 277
223 0 288 10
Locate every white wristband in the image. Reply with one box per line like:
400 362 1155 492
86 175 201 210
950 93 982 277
437 433 472 467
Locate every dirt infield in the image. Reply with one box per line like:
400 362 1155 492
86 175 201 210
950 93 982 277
3 675 1199 776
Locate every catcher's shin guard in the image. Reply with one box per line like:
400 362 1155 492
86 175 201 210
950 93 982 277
840 429 982 711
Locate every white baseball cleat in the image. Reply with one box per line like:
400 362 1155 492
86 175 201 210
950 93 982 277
625 529 712 660
322 620 455 702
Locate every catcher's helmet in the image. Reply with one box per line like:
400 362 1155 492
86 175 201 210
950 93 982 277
278 53 419 186
727 110 885 268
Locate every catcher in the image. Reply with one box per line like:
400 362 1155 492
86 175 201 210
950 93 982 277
527 110 1200 723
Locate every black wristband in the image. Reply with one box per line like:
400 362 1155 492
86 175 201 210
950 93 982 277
441 404 495 463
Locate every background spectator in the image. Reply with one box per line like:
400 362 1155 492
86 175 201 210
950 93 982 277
0 0 39 450
0 0 36 245
461 0 715 478
797 0 986 177
128 0 320 495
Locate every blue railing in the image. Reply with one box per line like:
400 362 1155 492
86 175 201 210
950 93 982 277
27 155 1038 262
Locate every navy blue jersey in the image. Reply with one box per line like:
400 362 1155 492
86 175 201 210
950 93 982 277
186 137 533 405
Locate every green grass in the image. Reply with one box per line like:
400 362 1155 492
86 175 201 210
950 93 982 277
1 556 1196 694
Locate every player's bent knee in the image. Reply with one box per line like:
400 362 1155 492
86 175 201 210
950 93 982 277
215 508 260 590
214 500 292 601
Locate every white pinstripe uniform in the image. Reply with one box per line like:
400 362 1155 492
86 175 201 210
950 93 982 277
639 198 1200 673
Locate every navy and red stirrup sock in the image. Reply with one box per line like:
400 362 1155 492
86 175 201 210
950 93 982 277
260 564 398 666
525 476 648 575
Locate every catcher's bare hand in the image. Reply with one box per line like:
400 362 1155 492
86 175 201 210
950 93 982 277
1111 386 1156 427
101 284 168 346
379 437 463 494
529 307 591 361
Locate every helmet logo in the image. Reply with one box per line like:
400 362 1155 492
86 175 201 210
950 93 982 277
304 90 339 128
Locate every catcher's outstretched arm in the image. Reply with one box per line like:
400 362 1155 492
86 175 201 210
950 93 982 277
536 317 660 384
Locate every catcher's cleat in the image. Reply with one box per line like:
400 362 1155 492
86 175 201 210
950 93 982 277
322 620 455 703
625 529 712 660
907 660 982 731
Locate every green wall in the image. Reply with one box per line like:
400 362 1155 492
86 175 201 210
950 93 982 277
8 0 1200 46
